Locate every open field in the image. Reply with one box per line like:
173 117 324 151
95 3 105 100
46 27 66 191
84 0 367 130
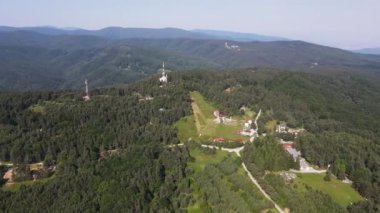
189 91 252 141
294 173 364 207
265 120 278 133
2 174 56 192
173 115 198 142
188 147 230 173
29 101 63 114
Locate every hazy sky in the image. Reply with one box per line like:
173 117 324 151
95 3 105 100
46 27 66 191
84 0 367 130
0 0 379 49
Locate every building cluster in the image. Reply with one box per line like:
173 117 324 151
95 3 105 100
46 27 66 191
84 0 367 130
213 110 232 124
277 123 304 137
237 129 257 137
2 162 56 184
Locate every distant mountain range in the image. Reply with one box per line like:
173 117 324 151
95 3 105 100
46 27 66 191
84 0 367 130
192 29 289 42
0 26 380 91
0 26 288 42
353 48 380 55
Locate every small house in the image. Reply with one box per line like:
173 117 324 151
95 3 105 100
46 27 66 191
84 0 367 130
277 124 287 133
213 137 225 143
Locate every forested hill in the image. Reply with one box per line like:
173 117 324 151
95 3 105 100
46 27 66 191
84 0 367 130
0 31 216 91
0 69 380 212
127 38 380 72
1 30 380 91
0 26 287 41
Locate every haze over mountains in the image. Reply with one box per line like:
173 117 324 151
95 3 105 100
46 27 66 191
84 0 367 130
1 26 380 91
354 48 380 55
0 26 287 41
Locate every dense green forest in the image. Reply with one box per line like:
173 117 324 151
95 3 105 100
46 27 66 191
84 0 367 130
1 69 380 212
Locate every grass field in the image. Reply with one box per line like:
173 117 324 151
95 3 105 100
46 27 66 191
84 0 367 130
2 174 56 192
29 101 63 114
189 91 251 141
188 147 230 173
294 173 363 207
265 120 278 133
173 115 198 142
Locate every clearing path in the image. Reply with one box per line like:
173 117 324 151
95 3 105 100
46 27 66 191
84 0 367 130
191 101 203 133
200 144 244 156
242 162 285 213
254 108 262 132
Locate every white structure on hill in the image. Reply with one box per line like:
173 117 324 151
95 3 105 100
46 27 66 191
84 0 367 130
83 79 90 101
244 119 253 128
225 42 241 51
238 129 257 137
277 124 287 133
213 110 232 124
159 62 168 83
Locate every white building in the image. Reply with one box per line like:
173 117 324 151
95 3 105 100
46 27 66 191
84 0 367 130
244 119 253 128
238 129 257 137
277 124 287 133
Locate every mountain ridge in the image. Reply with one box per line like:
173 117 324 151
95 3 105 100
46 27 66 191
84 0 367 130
1 30 380 91
0 26 288 42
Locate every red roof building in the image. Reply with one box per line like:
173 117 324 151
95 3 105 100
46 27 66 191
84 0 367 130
282 143 293 149
235 138 244 143
213 137 225 143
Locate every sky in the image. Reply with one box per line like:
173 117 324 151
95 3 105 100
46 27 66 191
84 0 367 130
0 0 379 49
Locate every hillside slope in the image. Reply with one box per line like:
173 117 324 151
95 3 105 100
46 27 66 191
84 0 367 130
128 38 380 72
1 31 380 90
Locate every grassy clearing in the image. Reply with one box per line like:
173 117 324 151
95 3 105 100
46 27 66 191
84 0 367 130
265 120 278 133
2 174 56 192
190 91 215 119
188 147 230 173
173 115 198 142
29 104 46 113
29 101 63 114
244 108 255 118
294 173 363 207
215 124 248 140
189 91 251 141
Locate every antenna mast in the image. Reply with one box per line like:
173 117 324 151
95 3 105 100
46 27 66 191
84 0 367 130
83 79 90 101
